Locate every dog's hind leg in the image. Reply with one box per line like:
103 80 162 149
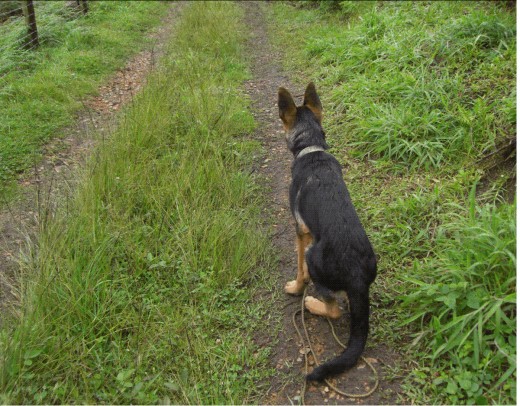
306 279 370 381
285 231 313 295
304 295 342 319
303 243 341 319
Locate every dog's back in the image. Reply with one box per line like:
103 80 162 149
279 83 377 381
291 151 376 287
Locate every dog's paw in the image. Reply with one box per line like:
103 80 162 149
284 280 304 295
304 296 341 319
304 296 326 315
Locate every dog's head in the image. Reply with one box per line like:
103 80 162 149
278 82 322 130
278 82 325 152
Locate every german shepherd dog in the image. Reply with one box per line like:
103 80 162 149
278 83 377 382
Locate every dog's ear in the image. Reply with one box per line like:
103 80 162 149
303 82 322 123
278 87 297 130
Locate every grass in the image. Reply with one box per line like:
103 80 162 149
402 188 516 404
274 1 515 172
0 1 170 200
0 2 277 403
267 1 516 404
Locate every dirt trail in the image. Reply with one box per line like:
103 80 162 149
242 2 401 404
0 3 181 324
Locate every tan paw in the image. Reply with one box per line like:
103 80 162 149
284 280 305 295
304 296 341 319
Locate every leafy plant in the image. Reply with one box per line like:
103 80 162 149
402 186 516 404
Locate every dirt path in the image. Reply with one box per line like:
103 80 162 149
242 2 401 404
0 3 182 325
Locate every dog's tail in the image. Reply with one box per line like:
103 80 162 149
306 283 371 381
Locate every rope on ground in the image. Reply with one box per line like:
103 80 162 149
292 286 379 405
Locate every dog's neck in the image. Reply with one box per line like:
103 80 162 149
287 127 328 158
296 145 325 159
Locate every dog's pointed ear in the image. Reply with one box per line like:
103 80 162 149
278 87 297 129
303 82 322 123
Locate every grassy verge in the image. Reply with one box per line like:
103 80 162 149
267 1 515 404
0 2 276 403
0 1 170 199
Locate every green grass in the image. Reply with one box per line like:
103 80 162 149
0 2 277 403
0 1 170 199
274 1 515 171
267 1 515 404
402 188 516 404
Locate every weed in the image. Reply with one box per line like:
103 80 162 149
402 189 516 404
272 1 515 172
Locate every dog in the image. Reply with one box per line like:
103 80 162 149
277 82 377 382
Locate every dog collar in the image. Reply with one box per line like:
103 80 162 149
296 145 325 159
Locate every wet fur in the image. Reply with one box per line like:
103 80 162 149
278 83 377 381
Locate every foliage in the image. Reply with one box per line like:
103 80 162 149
402 188 516 404
280 1 516 171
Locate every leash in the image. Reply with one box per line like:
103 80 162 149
292 286 379 404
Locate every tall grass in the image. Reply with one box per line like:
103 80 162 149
0 2 275 404
281 1 516 171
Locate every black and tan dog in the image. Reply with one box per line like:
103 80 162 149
278 83 377 382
